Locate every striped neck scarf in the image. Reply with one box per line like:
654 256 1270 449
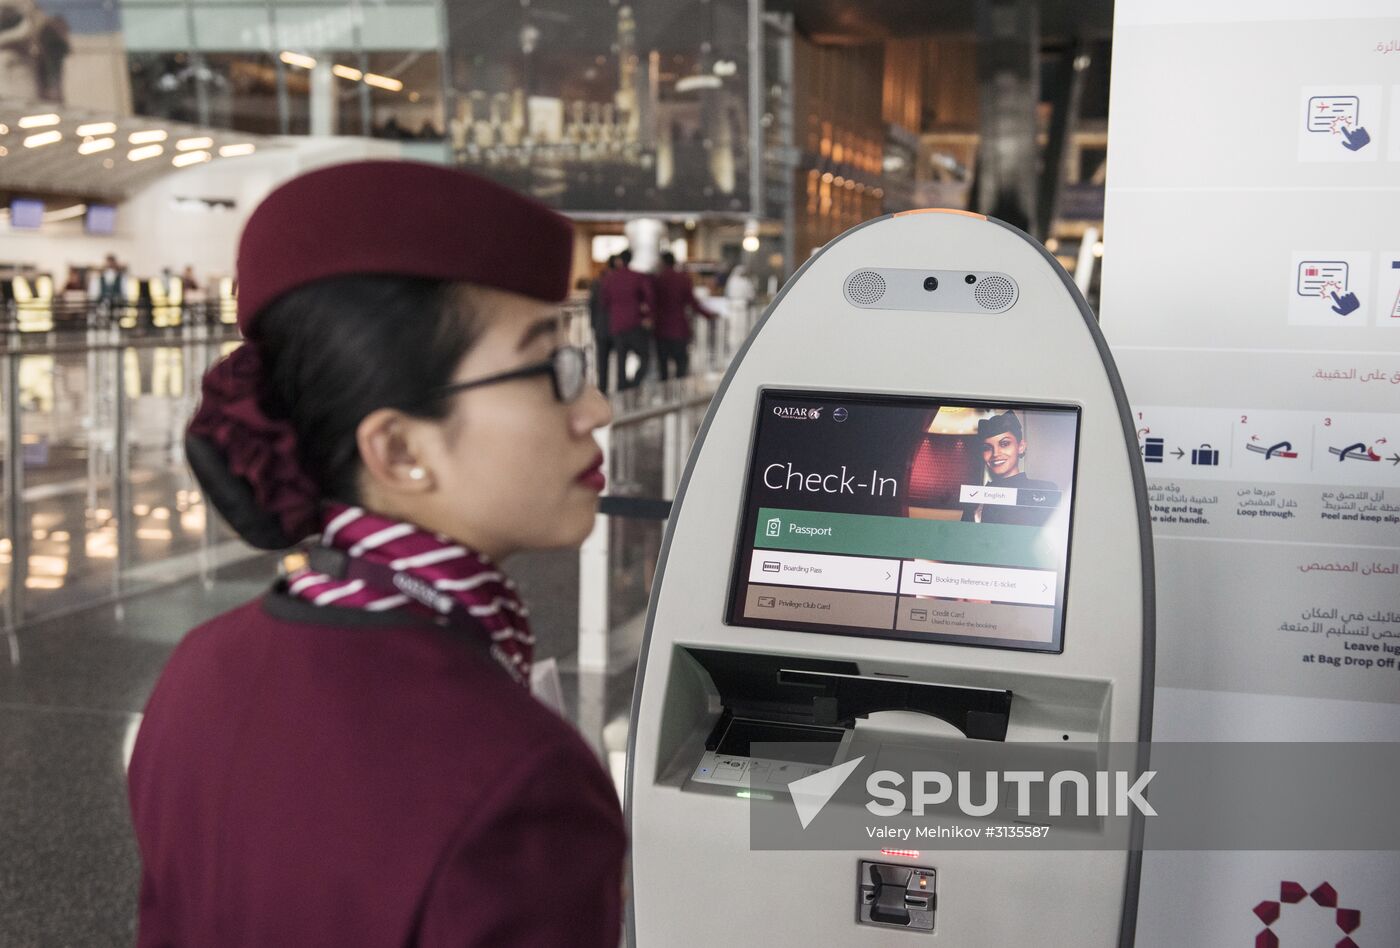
285 502 533 684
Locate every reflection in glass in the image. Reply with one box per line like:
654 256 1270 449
1 332 248 623
367 51 443 141
126 346 205 569
129 52 201 124
202 53 281 135
447 0 750 212
18 351 116 618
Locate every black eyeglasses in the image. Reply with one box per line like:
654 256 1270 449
421 346 589 406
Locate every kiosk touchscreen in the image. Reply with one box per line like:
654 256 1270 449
627 210 1152 946
730 392 1077 654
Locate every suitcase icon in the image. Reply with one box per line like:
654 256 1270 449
1191 444 1219 466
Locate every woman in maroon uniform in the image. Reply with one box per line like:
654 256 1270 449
128 161 626 946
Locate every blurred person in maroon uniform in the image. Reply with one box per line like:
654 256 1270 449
600 247 654 389
588 253 620 393
128 161 626 947
651 251 717 380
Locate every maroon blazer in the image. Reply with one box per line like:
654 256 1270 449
128 590 626 947
600 267 655 335
651 268 717 342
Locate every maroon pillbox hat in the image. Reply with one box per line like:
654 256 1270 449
235 160 574 333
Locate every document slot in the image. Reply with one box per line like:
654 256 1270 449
777 668 1013 741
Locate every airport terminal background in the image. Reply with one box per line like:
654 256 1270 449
0 1 1192 944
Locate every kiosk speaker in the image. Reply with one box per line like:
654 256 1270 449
845 270 886 304
973 274 1017 310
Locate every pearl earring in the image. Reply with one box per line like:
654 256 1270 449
408 467 426 481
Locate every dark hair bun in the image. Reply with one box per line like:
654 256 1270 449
186 343 321 549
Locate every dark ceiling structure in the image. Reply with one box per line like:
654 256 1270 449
767 0 1114 44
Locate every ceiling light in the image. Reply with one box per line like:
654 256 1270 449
172 150 211 168
128 129 167 144
23 130 61 148
676 75 722 93
280 51 316 69
76 121 116 136
128 144 164 161
218 143 256 157
18 113 60 129
332 64 363 81
175 136 213 151
363 73 403 91
78 137 115 155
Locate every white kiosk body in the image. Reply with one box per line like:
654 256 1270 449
626 210 1153 946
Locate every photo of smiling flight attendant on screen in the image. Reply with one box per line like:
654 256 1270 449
961 411 1058 526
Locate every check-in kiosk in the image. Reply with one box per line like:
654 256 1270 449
626 209 1153 946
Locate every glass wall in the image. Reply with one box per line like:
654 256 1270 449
0 329 247 624
127 51 202 124
203 52 281 135
15 349 119 618
123 345 207 574
120 0 445 141
446 0 754 213
367 51 444 140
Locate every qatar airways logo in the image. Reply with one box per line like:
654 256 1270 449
773 405 823 421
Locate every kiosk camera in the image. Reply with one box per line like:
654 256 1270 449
626 209 1153 945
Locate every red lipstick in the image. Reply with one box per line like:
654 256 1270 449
576 452 606 492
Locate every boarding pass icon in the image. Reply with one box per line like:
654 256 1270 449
1306 95 1359 133
913 572 932 584
1298 261 1348 296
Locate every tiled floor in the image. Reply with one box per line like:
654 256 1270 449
0 556 277 947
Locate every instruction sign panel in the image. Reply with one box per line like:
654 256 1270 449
1104 2 1400 944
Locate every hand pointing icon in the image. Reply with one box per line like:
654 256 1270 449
1339 125 1371 152
1330 290 1361 316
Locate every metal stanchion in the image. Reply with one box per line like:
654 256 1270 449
113 339 131 618
577 426 612 673
4 352 22 647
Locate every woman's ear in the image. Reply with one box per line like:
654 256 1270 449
356 408 436 494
